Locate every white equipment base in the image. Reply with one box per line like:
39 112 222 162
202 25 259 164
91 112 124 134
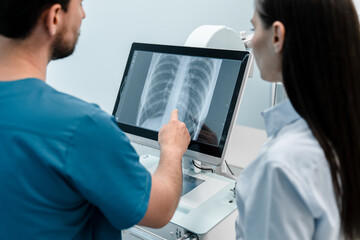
122 154 237 240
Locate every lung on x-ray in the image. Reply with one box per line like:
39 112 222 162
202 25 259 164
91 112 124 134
136 53 222 140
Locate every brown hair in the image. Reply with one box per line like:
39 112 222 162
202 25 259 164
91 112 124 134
0 0 71 39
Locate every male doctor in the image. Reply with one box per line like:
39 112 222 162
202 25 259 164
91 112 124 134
0 0 190 239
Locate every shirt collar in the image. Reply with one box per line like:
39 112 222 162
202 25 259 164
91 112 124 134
261 99 301 137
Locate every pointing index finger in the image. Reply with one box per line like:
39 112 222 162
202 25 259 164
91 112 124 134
170 109 178 121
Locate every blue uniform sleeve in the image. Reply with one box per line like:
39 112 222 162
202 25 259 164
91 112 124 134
236 161 314 240
63 107 151 230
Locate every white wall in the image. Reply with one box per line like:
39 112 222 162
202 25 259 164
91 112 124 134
47 0 273 130
355 0 360 16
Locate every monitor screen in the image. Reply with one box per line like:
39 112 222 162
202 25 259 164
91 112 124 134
113 43 251 165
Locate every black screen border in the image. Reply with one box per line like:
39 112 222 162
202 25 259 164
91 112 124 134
113 42 250 158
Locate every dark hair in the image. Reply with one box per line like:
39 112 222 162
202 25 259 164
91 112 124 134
256 0 360 238
0 0 71 39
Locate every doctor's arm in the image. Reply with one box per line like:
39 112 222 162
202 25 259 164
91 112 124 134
138 110 191 228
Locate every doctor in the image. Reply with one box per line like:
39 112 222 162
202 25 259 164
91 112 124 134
0 0 190 239
235 0 360 239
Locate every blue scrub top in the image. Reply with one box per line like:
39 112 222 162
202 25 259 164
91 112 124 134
236 100 340 240
0 78 151 239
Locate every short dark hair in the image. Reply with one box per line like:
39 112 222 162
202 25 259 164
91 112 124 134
0 0 71 39
256 0 360 239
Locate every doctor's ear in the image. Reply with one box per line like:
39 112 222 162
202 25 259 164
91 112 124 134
43 4 63 36
272 21 285 53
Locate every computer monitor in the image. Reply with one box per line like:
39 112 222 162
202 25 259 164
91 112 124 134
113 42 251 166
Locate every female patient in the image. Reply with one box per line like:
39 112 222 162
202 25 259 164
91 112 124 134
235 0 360 239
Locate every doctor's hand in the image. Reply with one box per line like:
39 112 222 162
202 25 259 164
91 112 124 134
158 109 191 157
139 109 190 228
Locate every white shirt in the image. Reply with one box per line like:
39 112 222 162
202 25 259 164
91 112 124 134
235 100 340 240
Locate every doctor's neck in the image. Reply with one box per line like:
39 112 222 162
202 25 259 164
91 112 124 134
0 35 49 82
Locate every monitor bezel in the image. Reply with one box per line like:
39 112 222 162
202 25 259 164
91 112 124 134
113 42 251 166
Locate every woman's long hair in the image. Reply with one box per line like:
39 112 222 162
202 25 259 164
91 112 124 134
256 0 360 238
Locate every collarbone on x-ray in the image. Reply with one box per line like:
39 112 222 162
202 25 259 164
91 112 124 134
136 53 222 140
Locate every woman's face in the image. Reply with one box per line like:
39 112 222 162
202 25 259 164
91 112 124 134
250 11 283 82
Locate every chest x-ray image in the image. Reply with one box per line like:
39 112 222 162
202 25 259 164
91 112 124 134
136 53 222 140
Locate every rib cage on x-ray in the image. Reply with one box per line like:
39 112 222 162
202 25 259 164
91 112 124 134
136 55 180 128
176 58 216 138
136 53 222 140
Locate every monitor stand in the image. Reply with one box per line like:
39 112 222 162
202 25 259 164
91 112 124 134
123 144 237 240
